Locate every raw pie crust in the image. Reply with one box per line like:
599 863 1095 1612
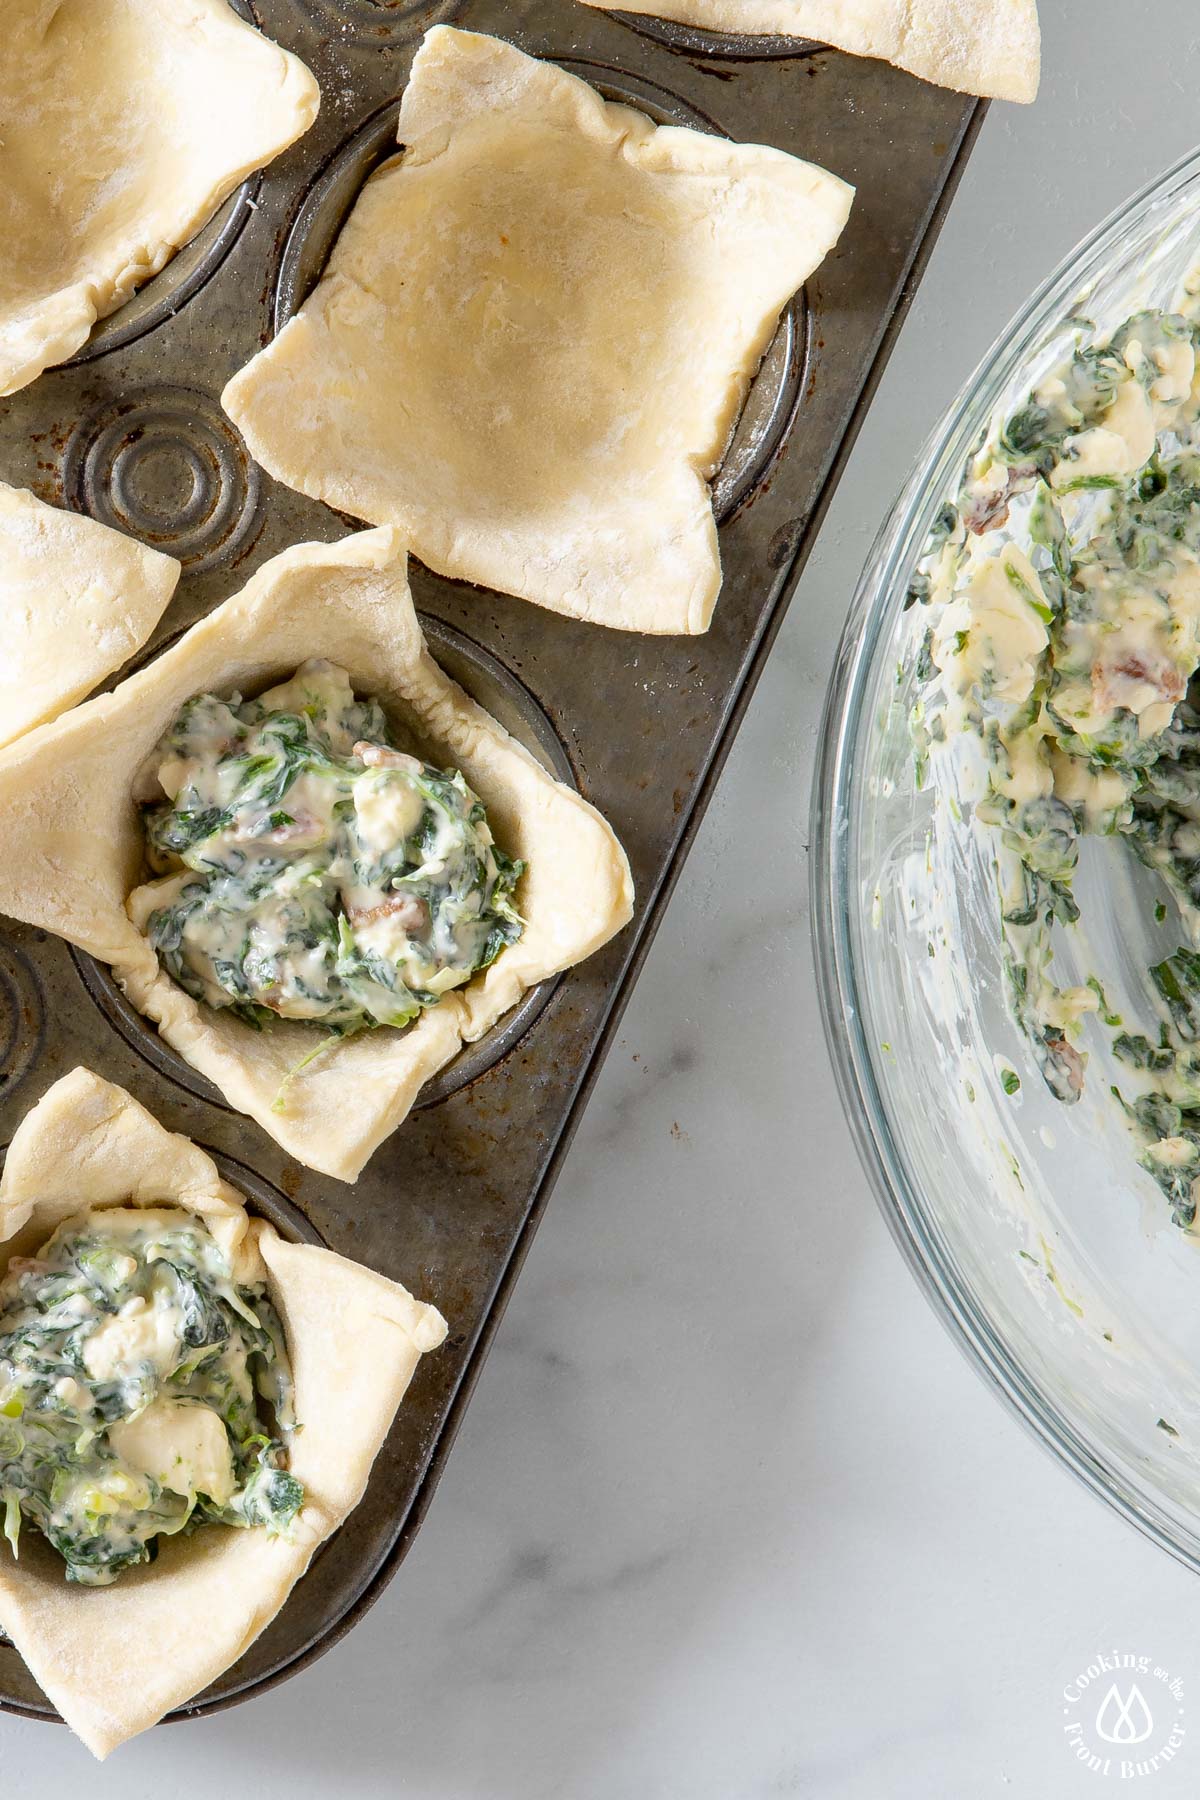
0 1066 447 1759
0 528 634 1179
580 0 1041 103
0 483 179 749
0 0 319 397
223 25 855 635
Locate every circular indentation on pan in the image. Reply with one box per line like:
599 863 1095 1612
416 619 572 1106
542 57 731 134
70 946 230 1110
63 0 263 372
711 298 807 520
288 0 461 44
62 388 261 573
207 1150 325 1247
273 101 403 330
71 618 572 1110
424 617 573 783
65 183 259 371
273 65 806 521
610 13 818 59
556 62 808 521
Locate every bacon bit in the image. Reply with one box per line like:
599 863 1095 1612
1092 651 1185 713
266 811 320 846
131 765 164 805
964 494 1011 535
354 741 422 775
1045 1035 1085 1099
4 1257 47 1279
349 894 429 933
962 467 1028 535
232 810 321 846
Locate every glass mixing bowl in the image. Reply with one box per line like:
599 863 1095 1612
813 146 1200 1572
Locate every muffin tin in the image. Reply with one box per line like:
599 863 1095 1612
0 0 981 1723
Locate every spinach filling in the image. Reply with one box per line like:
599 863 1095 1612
138 660 524 1035
0 1210 301 1585
912 297 1200 1224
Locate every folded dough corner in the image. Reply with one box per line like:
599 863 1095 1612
578 0 1041 103
0 0 319 396
222 24 854 635
0 483 179 749
0 1066 447 1759
0 528 633 1180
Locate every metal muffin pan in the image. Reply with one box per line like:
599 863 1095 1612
0 0 983 1722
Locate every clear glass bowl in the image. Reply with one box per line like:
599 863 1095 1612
812 147 1200 1571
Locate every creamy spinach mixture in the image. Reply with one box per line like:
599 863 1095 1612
0 1209 301 1584
139 661 523 1035
912 295 1200 1226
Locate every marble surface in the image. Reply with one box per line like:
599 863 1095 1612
9 2 1200 1793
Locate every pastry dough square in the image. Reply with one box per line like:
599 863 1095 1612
0 0 320 396
0 1067 447 1758
223 25 854 635
0 483 179 749
0 528 633 1179
581 0 1040 102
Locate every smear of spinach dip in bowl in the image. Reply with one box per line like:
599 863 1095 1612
0 1208 301 1585
136 660 524 1039
912 294 1200 1225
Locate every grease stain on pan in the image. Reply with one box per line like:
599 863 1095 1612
0 941 45 1104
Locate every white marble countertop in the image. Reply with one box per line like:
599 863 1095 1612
10 2 1200 1793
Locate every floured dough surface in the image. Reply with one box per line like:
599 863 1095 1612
580 0 1040 101
223 26 853 634
0 0 319 396
0 484 179 749
0 1066 447 1759
0 529 633 1178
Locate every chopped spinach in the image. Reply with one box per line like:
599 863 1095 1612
912 295 1200 1227
140 661 525 1038
0 1211 301 1585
